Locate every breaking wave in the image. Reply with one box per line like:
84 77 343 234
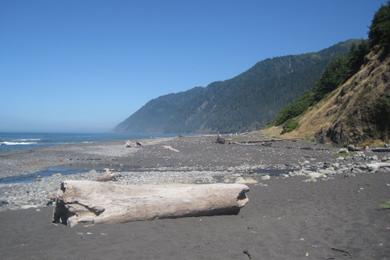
0 141 38 146
15 138 41 142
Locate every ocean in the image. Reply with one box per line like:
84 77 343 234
0 132 153 153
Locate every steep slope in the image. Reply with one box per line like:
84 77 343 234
115 40 357 134
273 2 390 145
282 49 390 144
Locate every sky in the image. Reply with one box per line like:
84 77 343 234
0 0 387 133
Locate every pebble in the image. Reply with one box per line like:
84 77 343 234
260 175 270 181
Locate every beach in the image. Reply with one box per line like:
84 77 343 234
0 134 389 259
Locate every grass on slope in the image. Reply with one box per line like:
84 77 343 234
273 41 369 128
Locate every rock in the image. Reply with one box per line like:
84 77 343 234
216 136 226 144
136 142 142 147
53 181 250 227
382 156 390 162
369 155 379 161
322 162 331 169
347 145 362 152
125 140 132 148
260 175 271 181
235 177 258 184
354 151 365 157
0 200 9 207
338 148 349 154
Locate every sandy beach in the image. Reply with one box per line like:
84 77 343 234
0 134 389 259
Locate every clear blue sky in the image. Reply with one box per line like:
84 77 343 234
0 0 386 132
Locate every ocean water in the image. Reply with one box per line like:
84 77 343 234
0 132 153 153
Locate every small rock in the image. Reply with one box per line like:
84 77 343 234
0 200 9 207
370 155 379 161
322 162 331 169
382 156 390 162
243 250 252 259
260 175 270 181
338 148 349 154
332 162 340 169
216 136 226 144
347 145 362 152
235 177 258 184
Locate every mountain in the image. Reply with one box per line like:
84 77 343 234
115 40 358 134
271 2 390 145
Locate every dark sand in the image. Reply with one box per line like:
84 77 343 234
0 172 389 260
0 135 389 259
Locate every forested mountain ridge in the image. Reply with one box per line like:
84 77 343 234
115 40 359 134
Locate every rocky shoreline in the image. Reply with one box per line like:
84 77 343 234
0 135 389 211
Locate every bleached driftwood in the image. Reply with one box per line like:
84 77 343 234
53 181 249 227
367 162 390 173
162 145 180 152
95 169 121 182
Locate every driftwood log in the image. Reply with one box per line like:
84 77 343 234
367 162 390 172
53 180 250 227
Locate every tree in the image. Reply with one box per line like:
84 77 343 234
369 2 390 56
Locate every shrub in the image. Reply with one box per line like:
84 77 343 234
373 93 390 140
281 119 299 134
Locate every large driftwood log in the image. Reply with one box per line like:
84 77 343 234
53 180 249 227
